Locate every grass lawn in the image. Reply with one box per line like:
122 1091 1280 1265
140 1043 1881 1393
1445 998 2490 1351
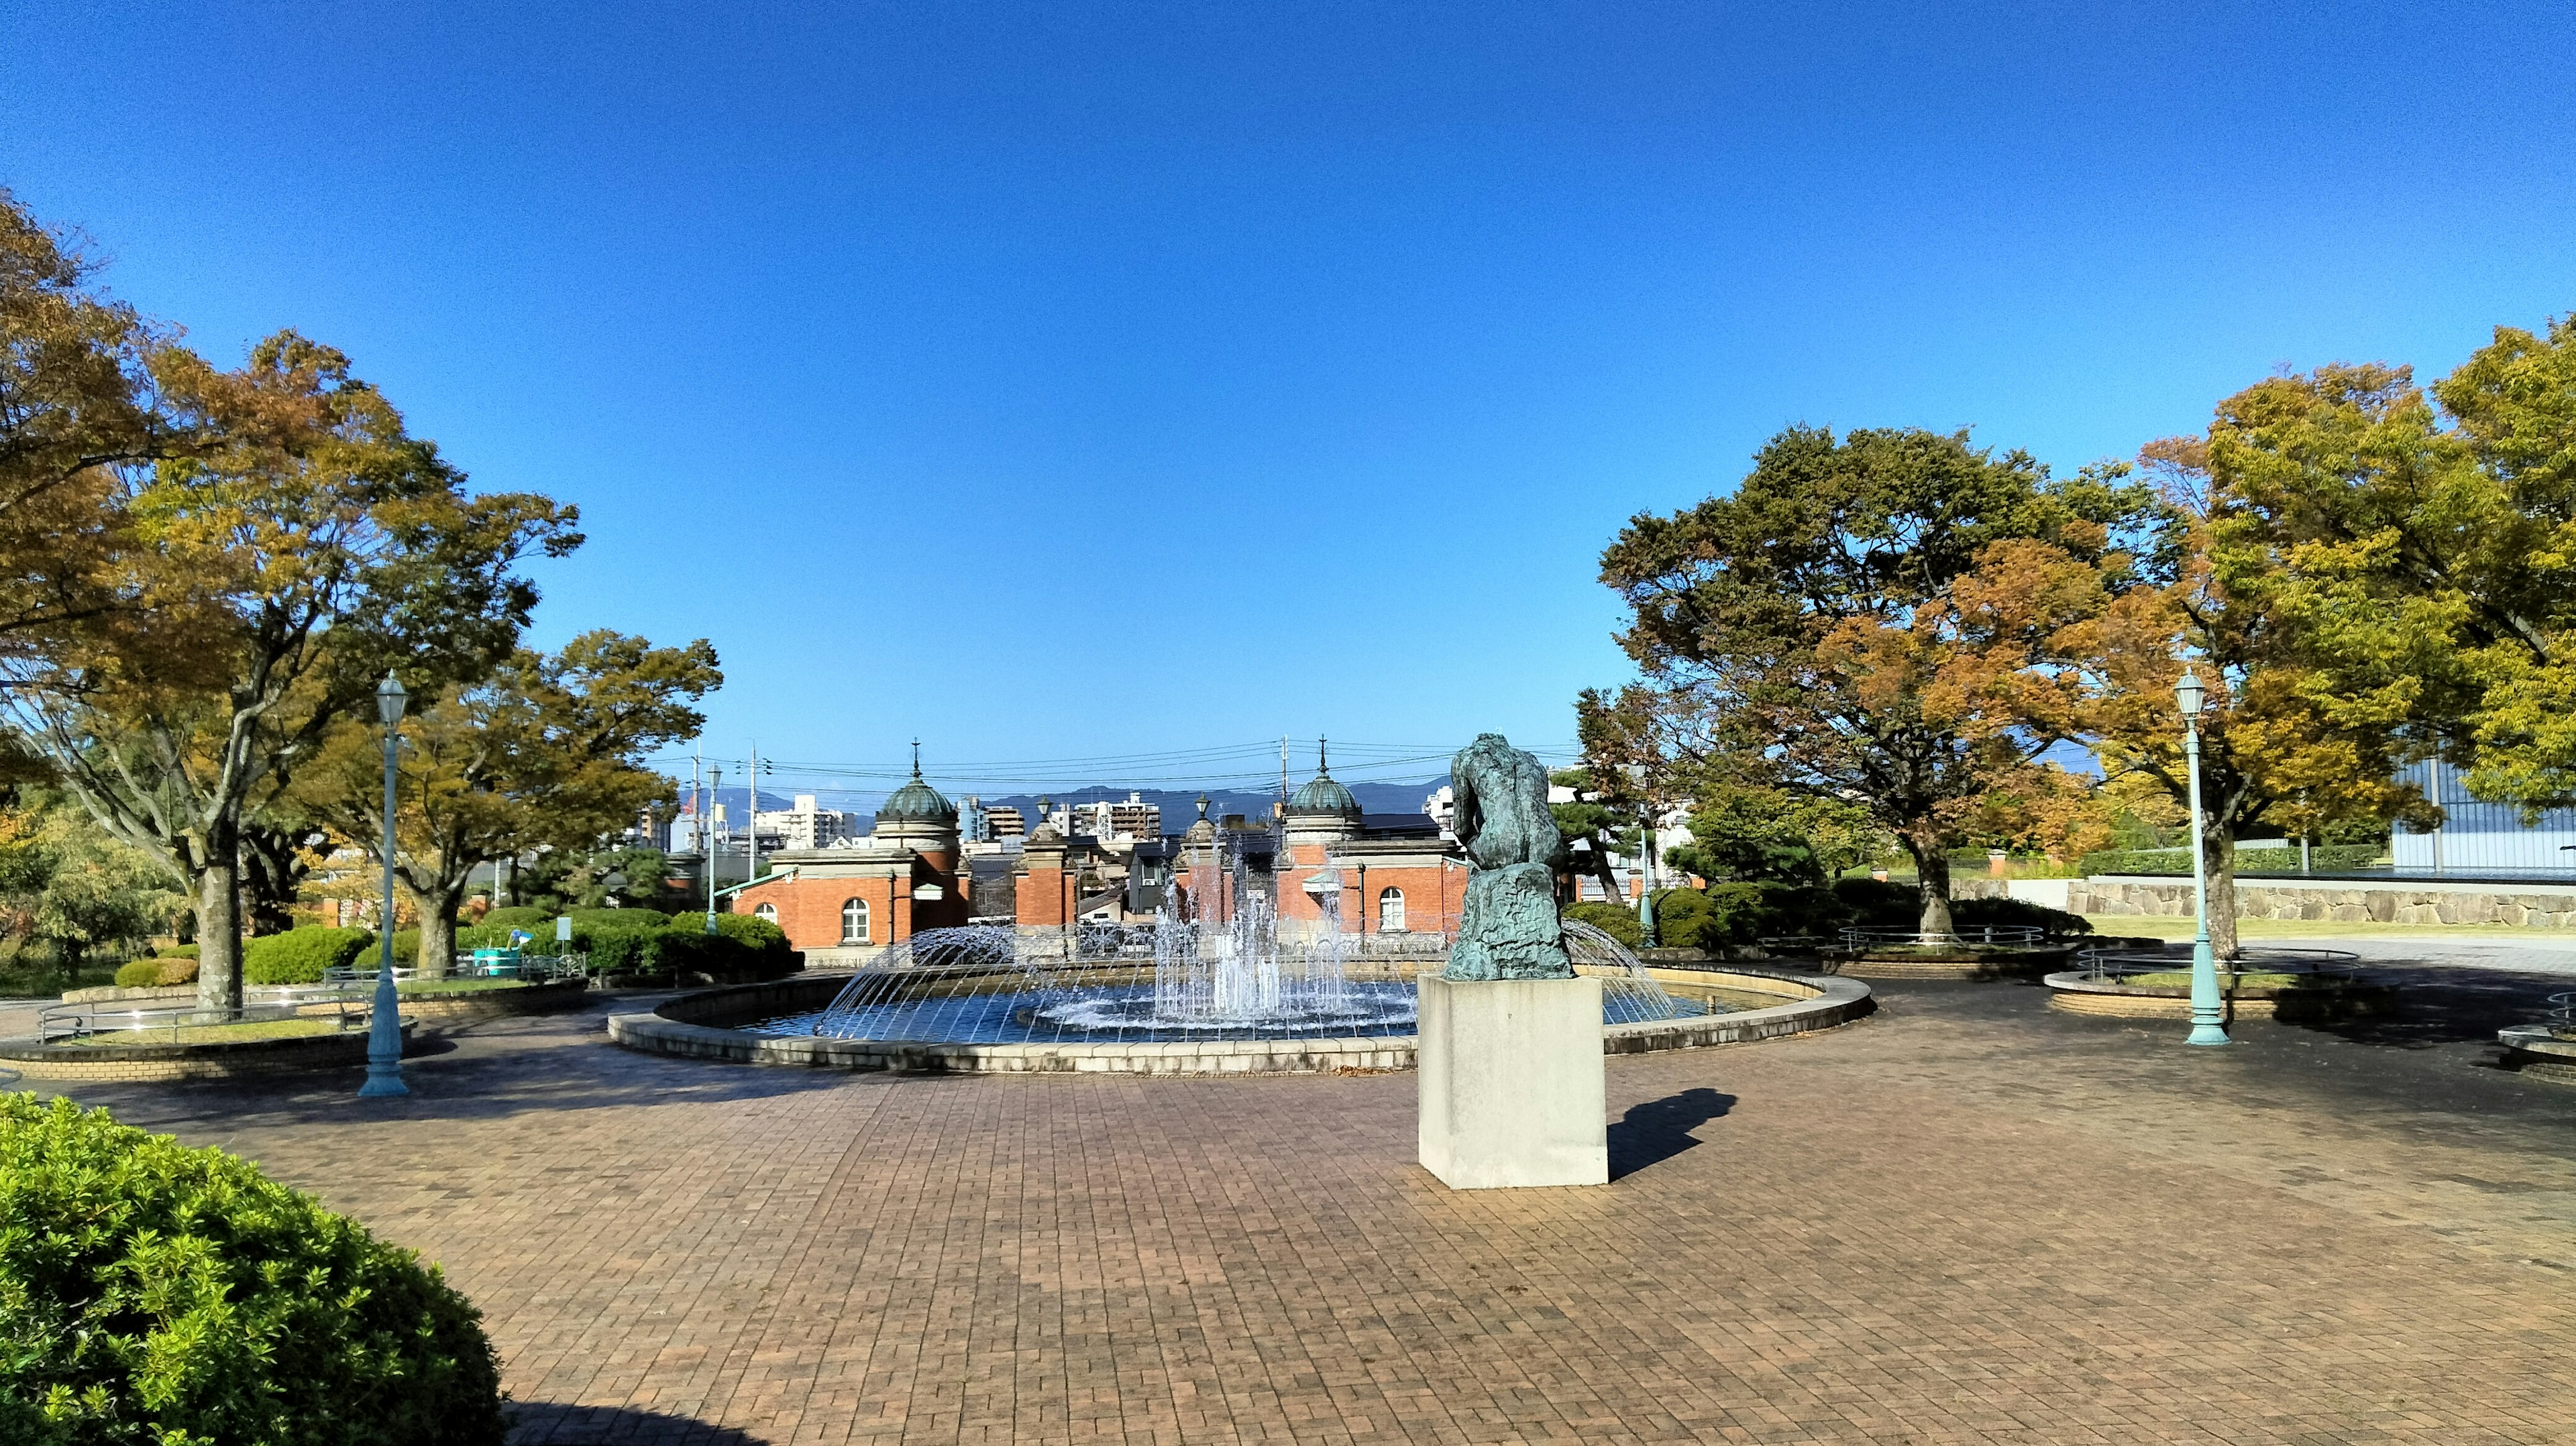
68 1017 343 1046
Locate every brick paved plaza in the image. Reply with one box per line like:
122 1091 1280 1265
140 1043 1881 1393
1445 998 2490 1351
17 957 2576 1445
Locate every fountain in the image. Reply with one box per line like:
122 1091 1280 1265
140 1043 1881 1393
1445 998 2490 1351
748 830 1712 1046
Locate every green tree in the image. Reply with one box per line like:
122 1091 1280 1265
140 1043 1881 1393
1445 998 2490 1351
0 191 174 655
1596 425 2158 934
1547 767 1640 905
3 333 578 1009
297 631 716 972
0 796 184 981
2207 317 2576 810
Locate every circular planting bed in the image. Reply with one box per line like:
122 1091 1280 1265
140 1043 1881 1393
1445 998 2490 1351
382 976 591 1025
2497 1025 2576 1084
607 964 1872 1076
1827 928 2078 981
2045 948 2391 1022
0 1018 417 1082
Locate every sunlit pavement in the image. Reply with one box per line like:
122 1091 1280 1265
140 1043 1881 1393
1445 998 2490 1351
21 952 2576 1445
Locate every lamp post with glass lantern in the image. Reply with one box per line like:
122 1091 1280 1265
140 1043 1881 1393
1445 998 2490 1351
358 672 410 1097
2176 666 2229 1046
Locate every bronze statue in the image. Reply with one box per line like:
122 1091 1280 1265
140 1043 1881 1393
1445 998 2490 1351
1443 733 1574 981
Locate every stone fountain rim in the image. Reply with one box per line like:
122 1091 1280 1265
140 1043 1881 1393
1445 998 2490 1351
603 966 1872 1074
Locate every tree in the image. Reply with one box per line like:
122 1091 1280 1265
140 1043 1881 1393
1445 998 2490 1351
3 333 578 1009
0 795 185 980
297 631 716 972
1547 768 1639 905
2207 319 2576 808
0 192 174 656
1597 425 2159 934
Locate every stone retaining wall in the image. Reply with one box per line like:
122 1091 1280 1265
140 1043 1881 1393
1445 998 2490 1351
2071 876 2576 927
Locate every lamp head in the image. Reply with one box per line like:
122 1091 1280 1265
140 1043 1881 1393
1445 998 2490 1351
2175 666 2206 720
376 671 408 725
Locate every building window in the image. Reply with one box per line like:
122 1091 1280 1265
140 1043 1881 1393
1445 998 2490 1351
841 897 870 944
753 902 777 924
1378 887 1405 933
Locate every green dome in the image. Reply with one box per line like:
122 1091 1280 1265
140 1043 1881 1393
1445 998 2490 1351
1287 773 1360 818
877 773 956 825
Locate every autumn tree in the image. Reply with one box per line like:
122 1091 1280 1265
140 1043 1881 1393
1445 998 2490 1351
0 191 176 658
297 631 718 972
2208 318 2576 807
2019 434 2434 956
3 333 578 1009
1597 425 2159 934
0 793 185 981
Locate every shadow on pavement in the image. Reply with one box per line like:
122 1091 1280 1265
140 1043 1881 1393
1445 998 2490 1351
1608 1086 1735 1180
509 1402 769 1445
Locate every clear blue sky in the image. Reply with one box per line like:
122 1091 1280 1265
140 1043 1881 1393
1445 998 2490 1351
5 2 2572 803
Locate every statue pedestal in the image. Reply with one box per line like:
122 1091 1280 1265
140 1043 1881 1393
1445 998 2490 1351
1416 975 1607 1189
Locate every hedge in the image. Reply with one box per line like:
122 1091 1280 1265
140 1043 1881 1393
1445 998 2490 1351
1564 901 1642 946
2078 843 2386 876
0 1094 504 1446
474 905 552 930
241 927 378 985
1641 877 2088 951
112 959 161 989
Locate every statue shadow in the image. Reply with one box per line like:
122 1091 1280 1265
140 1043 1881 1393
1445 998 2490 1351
509 1402 769 1444
1607 1087 1735 1180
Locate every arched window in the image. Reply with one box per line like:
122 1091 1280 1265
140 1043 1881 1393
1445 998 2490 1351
1377 887 1405 933
753 903 777 924
841 897 871 944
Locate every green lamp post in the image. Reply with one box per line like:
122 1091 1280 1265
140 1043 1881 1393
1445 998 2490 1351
2177 665 2229 1047
358 671 410 1097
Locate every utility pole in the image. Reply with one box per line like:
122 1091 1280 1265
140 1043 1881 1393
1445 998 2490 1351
706 765 723 934
747 740 760 889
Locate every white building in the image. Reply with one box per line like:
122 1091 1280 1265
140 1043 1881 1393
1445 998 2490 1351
753 794 857 852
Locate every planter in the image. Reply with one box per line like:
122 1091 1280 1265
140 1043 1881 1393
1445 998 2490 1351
2498 1026 2576 1084
1831 942 2076 981
0 1020 415 1082
2043 970 2398 1022
394 977 590 1025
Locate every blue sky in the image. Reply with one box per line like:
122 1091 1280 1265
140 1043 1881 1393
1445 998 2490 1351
5 2 2572 803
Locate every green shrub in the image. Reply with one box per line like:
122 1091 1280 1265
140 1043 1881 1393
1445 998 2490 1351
241 926 378 985
569 907 667 932
2076 842 2385 876
164 942 199 959
1564 901 1641 946
154 957 199 987
475 905 551 930
112 959 161 989
0 1094 504 1446
1951 894 2091 936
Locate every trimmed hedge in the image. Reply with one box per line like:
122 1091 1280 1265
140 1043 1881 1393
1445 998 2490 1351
112 959 161 989
2078 843 2385 876
241 927 378 985
1642 877 2088 951
475 905 552 930
1564 901 1642 946
0 1094 504 1446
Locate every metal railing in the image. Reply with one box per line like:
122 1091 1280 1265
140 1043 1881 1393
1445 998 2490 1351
1840 925 2047 948
38 995 369 1046
2545 991 2575 1041
2070 946 2361 985
325 951 592 987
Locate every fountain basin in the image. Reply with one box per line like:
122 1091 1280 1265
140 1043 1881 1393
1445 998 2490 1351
604 964 1871 1074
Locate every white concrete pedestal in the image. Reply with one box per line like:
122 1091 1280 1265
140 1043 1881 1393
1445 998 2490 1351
1416 974 1607 1188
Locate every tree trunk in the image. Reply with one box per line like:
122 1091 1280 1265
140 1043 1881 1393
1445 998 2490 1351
1585 841 1624 908
409 879 466 979
1904 828 1955 936
2202 824 2240 960
194 846 245 1013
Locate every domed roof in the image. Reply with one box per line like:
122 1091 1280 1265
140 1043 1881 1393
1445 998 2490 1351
877 748 956 826
1286 742 1361 818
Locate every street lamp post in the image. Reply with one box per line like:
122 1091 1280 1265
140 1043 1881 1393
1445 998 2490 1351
2177 666 2229 1047
359 671 409 1097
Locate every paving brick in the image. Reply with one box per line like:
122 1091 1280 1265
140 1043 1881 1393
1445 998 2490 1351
16 979 2576 1445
